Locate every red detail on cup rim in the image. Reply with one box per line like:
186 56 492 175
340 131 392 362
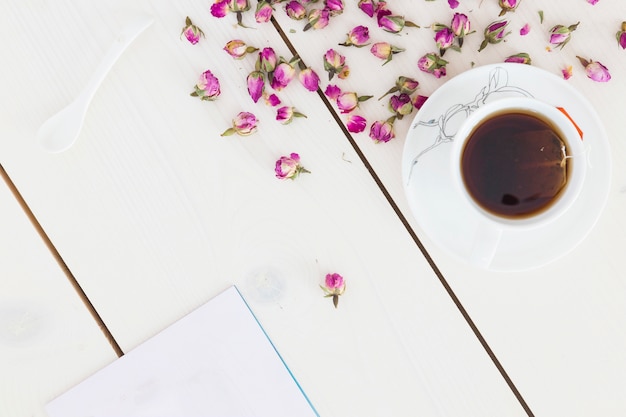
557 107 584 140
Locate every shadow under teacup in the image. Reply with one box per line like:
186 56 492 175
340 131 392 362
450 97 587 269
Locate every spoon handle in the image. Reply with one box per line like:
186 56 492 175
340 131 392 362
76 15 154 107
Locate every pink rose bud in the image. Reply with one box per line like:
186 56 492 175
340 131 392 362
210 0 229 17
180 17 204 44
255 0 273 23
434 26 455 56
340 25 370 47
323 49 347 81
479 19 510 51
336 92 372 114
321 273 346 308
616 22 626 49
275 153 310 180
417 52 448 78
498 0 521 16
389 93 414 119
230 0 251 12
191 69 221 101
549 22 579 49
223 39 258 59
247 71 265 103
369 119 396 143
370 42 404 65
221 112 258 136
270 62 297 90
285 0 307 20
304 8 330 31
379 76 419 100
346 115 367 133
377 9 405 33
451 13 471 46
504 52 532 65
577 56 611 82
258 47 278 72
276 106 306 124
358 0 376 17
298 67 320 92
325 0 344 16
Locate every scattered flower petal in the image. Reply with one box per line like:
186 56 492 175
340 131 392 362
561 65 573 80
320 273 346 308
346 115 367 133
576 56 611 82
275 153 310 180
221 111 258 136
520 23 530 36
324 84 342 99
413 94 429 110
264 93 281 106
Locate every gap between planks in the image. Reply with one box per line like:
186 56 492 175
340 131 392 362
269 17 536 417
0 164 124 358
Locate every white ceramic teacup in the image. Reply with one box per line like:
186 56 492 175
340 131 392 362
450 97 587 268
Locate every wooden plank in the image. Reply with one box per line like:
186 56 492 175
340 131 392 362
1 1 529 415
0 167 118 417
273 1 626 416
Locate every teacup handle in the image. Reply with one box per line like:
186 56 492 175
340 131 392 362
469 221 503 269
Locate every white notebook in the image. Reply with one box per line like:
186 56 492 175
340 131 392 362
46 286 319 417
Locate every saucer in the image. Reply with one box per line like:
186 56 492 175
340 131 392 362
401 63 611 272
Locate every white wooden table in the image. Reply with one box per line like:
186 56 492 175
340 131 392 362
1 1 625 416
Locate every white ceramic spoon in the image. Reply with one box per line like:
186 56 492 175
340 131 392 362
38 15 154 153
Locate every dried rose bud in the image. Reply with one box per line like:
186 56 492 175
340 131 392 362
434 26 455 56
377 8 418 33
346 115 367 133
320 273 346 308
246 71 265 103
451 13 471 47
180 17 204 44
285 0 307 20
498 0 521 16
369 118 396 143
504 52 532 65
224 39 258 59
210 0 229 18
339 25 370 47
325 0 344 16
479 20 510 52
417 52 448 78
358 0 377 17
388 93 414 119
304 8 330 31
255 0 273 23
549 22 579 49
379 76 419 100
258 47 278 73
276 106 306 124
323 49 347 81
270 61 297 90
370 42 405 65
275 153 310 180
616 21 626 49
191 69 221 101
221 112 258 136
576 56 611 82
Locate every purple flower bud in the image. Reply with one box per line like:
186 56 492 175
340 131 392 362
448 0 459 8
276 106 306 124
321 272 345 308
549 22 579 49
337 92 359 114
586 0 599 4
229 0 250 12
258 47 278 72
275 153 310 180
210 0 229 17
498 0 521 16
389 93 414 118
304 8 330 31
369 119 395 143
221 112 258 136
191 69 221 101
370 42 404 65
417 52 448 77
271 62 297 90
413 94 428 110
479 20 510 51
451 13 470 38
298 67 320 92
504 52 532 65
325 0 344 16
324 84 341 100
246 71 265 103
340 25 370 47
255 0 273 23
577 56 611 82
285 0 307 20
434 26 455 55
323 49 346 80
181 17 204 44
346 115 367 133
358 0 376 17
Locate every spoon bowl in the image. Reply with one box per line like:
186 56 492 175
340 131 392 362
38 15 153 153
